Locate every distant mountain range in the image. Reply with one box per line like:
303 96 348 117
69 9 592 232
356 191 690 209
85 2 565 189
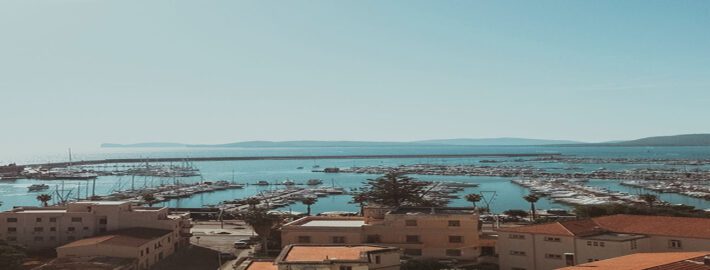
101 134 710 148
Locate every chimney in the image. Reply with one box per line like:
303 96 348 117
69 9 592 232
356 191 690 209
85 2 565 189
704 255 710 266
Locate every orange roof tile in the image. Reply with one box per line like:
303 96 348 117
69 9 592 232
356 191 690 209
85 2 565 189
281 245 395 262
593 215 710 239
59 228 172 248
499 215 710 239
558 252 710 270
245 261 277 270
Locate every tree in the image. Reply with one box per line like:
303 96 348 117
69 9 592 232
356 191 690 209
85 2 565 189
639 193 658 207
523 194 539 221
351 193 368 216
302 197 317 216
245 198 260 209
0 240 26 270
465 194 482 209
243 208 281 255
142 193 157 207
36 194 52 207
361 171 430 207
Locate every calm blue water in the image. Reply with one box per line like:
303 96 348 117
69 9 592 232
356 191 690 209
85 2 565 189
1 146 708 212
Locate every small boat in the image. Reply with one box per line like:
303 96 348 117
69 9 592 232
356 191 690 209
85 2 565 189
256 181 269 186
28 184 50 192
296 167 304 170
283 180 295 186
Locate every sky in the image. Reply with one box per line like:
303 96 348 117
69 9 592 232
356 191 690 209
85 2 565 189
1 0 710 153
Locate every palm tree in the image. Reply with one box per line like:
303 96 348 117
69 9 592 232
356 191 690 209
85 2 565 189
523 194 539 221
246 197 260 209
638 193 658 207
302 197 317 216
142 193 157 207
465 194 482 209
352 193 368 216
36 194 52 207
243 208 281 255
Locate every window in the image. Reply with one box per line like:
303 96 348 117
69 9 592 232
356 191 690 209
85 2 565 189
446 249 462 257
481 246 495 256
49 217 57 222
49 236 56 241
509 250 526 256
587 241 592 246
99 218 107 225
406 235 420 243
630 240 638 250
34 227 43 232
297 236 311 243
449 236 463 243
403 249 422 256
71 217 82 222
669 240 682 249
593 242 598 246
375 255 381 264
332 236 346 243
545 254 562 260
83 226 89 230
599 242 605 247
34 236 43 241
141 250 144 256
36 217 42 222
509 234 525 239
405 220 417 226
50 227 56 232
7 227 17 232
366 234 381 243
68 227 75 232
544 236 561 242
339 266 352 270
448 220 460 227
6 218 17 222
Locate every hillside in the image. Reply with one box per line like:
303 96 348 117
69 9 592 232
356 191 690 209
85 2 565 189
608 134 710 147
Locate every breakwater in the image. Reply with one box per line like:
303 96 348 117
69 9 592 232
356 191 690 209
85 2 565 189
23 153 560 168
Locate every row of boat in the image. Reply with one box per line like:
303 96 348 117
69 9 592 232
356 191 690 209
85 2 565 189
512 178 652 206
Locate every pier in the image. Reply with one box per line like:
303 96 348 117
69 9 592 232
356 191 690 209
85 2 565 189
22 153 560 168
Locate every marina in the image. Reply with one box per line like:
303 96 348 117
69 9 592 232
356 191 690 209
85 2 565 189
1 146 709 213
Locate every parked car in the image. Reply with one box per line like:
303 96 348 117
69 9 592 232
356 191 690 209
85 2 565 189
234 240 250 249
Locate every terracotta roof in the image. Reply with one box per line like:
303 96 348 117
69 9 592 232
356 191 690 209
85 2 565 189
499 215 710 239
279 245 397 263
558 252 710 270
59 228 172 248
245 261 277 270
593 215 710 239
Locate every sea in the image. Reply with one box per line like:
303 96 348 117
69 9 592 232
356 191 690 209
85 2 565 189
1 146 709 213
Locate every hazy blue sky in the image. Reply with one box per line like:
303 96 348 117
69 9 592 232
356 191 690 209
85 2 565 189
1 1 710 152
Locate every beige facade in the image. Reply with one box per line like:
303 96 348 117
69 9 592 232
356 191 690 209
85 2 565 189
0 201 191 250
496 215 710 270
281 207 483 262
56 227 177 270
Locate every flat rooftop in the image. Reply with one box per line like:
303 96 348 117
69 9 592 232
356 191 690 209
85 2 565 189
59 227 172 248
280 245 396 262
244 261 276 270
390 207 477 215
301 220 365 227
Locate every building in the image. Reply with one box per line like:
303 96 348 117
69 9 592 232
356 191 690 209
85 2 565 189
557 252 710 270
281 206 488 262
238 245 401 270
496 215 710 270
57 227 177 270
0 201 191 250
